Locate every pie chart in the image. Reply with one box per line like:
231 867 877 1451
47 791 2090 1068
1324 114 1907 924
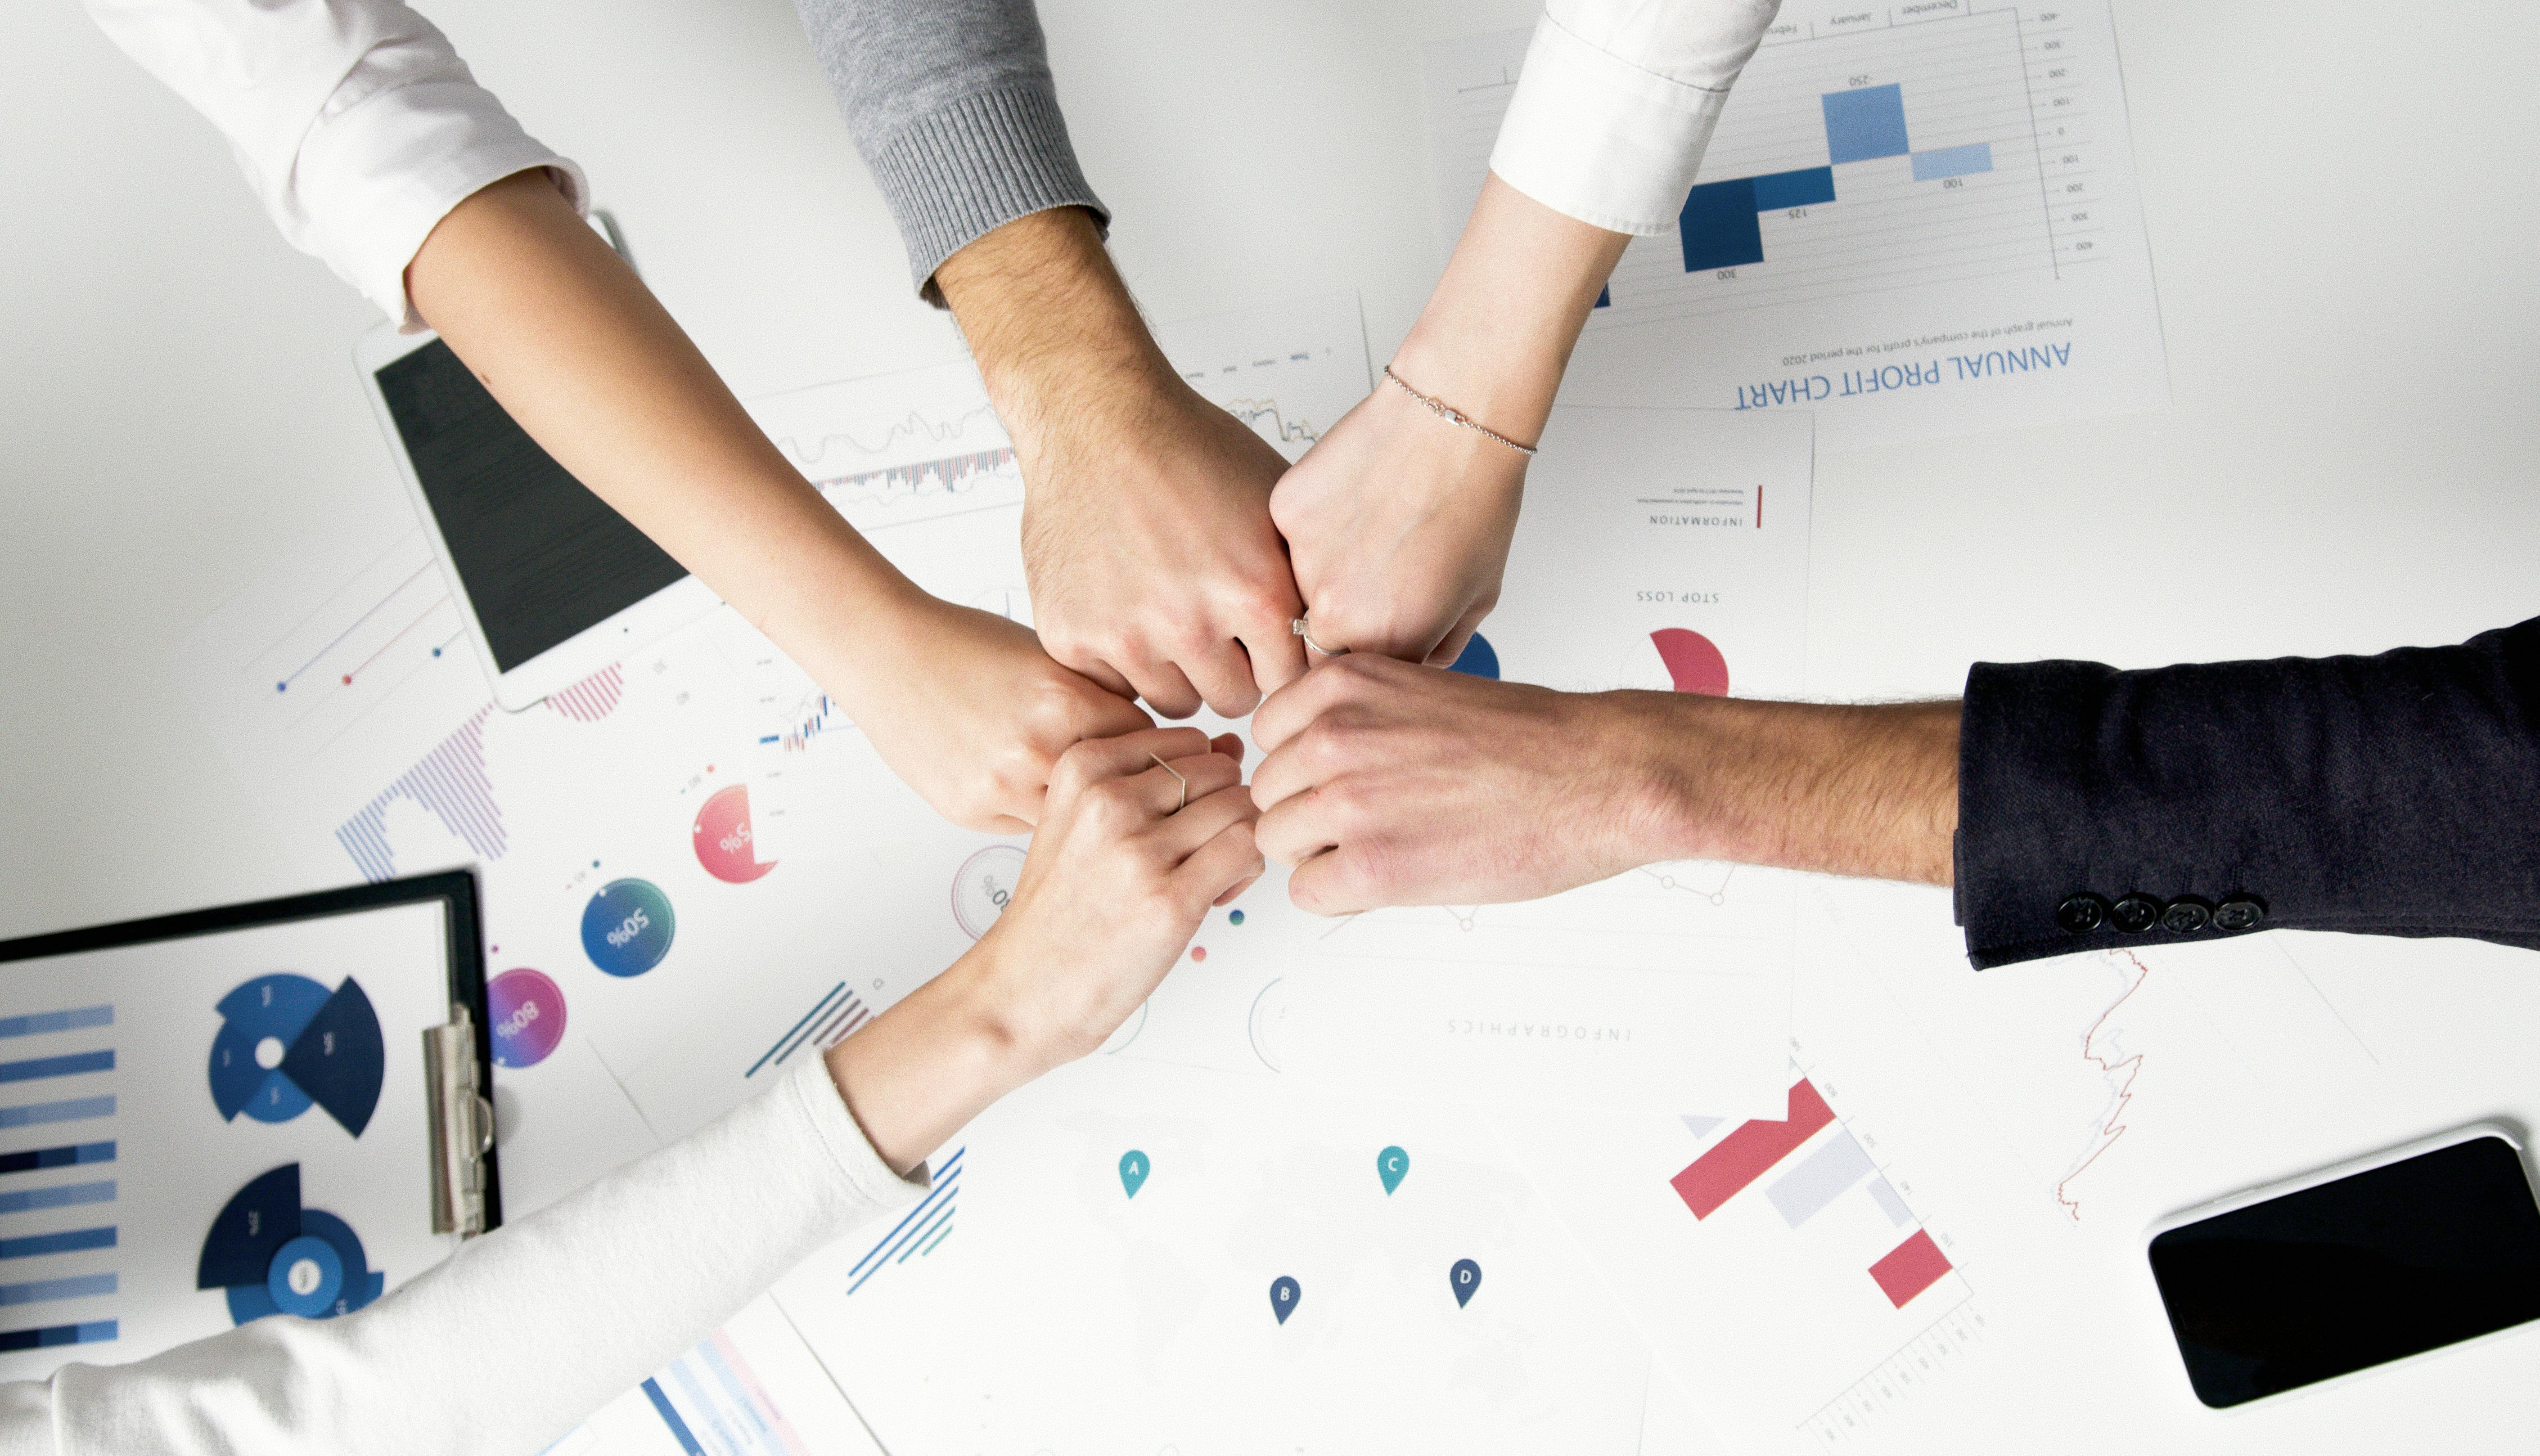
1448 633 1499 679
693 784 776 883
1650 628 1730 697
207 974 385 1138
198 1164 384 1325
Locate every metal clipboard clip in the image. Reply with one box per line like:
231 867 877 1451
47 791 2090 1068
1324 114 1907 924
423 1002 495 1238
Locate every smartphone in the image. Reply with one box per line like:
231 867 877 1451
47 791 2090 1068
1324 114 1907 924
2145 1124 2540 1409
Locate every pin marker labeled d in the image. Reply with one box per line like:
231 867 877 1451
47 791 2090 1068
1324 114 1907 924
1378 1146 1409 1196
1450 1258 1482 1309
1118 1150 1149 1199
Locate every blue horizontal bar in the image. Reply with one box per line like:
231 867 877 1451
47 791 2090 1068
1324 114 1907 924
0 1009 111 1041
1752 167 1837 211
0 1227 114 1260
0 1182 113 1216
0 1273 116 1307
0 1320 116 1353
1911 142 1994 182
0 1052 113 1085
0 1143 113 1177
0 1098 112 1131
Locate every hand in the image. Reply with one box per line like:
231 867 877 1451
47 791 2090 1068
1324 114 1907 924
848 594 1153 834
829 725 1264 1173
1270 175 1626 665
936 208 1307 718
1249 655 1666 913
970 726 1265 1062
1017 370 1305 718
1268 378 1527 666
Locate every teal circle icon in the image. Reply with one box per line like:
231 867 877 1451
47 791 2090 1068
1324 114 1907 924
582 879 675 977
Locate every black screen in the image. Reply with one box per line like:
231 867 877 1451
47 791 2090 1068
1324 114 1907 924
2148 1135 2540 1407
374 340 688 673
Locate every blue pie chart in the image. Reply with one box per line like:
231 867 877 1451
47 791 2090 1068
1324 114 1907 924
208 974 385 1138
197 1164 385 1325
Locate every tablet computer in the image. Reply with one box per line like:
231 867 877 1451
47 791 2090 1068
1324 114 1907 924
351 308 718 711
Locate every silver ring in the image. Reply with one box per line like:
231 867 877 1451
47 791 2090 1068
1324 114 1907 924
1148 753 1187 812
1291 616 1349 657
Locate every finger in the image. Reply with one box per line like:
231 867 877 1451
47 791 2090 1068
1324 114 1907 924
1172 819 1266 909
1151 782 1259 860
1240 611 1309 697
1049 644 1138 702
1067 680 1157 742
1253 654 1388 754
1130 750 1243 817
1286 843 1381 917
1247 733 1333 817
1124 658 1204 720
1253 785 1340 867
1181 638 1265 719
1046 727 1213 804
1212 868 1262 908
1209 732 1245 768
1423 601 1494 672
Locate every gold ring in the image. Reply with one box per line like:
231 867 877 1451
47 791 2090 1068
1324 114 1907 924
1149 753 1187 812
1292 616 1348 657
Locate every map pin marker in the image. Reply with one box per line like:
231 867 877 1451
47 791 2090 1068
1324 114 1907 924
1118 1150 1149 1199
1378 1145 1410 1196
1450 1258 1482 1308
1270 1276 1301 1325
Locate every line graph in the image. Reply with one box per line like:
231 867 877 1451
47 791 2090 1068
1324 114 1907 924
1153 293 1372 464
746 361 1026 532
2054 948 2150 1221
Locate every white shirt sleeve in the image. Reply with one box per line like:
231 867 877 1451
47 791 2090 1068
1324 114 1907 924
84 0 590 329
1489 0 1785 235
0 1057 926 1456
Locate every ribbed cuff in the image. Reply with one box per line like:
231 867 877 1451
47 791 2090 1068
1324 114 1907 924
862 77 1109 306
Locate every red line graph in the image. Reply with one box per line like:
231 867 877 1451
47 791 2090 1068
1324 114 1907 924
2054 949 2152 1222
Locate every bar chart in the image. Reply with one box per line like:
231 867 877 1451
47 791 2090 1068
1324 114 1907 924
0 1004 119 1357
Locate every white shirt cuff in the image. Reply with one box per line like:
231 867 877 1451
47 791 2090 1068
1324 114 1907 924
1488 9 1746 235
296 78 589 331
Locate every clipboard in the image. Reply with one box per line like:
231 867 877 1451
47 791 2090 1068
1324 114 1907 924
0 871 500 1379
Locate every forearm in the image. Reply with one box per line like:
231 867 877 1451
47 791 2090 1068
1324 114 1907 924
824 941 1048 1176
1392 175 1629 440
935 207 1171 449
1623 693 1961 885
403 172 922 710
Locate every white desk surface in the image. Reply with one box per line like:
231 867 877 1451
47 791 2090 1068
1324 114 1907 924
3 0 2536 1447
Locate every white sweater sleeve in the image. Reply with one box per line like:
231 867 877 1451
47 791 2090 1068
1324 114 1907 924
1489 0 1785 235
0 1057 925 1456
83 0 589 329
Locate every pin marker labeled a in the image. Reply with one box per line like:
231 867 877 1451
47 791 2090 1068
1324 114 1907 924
1118 1150 1149 1199
1378 1145 1410 1196
1450 1258 1483 1308
1270 1275 1301 1324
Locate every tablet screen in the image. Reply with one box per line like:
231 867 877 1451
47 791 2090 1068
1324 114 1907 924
373 339 688 672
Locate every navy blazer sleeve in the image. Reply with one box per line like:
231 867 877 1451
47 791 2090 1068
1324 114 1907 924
1953 616 2540 969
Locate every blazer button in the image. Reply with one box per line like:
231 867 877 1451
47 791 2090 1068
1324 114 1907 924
2110 895 2162 933
2161 897 2213 933
2055 894 2109 933
2214 897 2267 932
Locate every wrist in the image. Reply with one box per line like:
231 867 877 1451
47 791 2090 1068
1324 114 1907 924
823 935 1052 1177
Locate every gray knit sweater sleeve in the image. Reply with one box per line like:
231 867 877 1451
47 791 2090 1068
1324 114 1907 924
790 0 1107 303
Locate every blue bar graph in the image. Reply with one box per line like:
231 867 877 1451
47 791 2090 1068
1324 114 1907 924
0 1321 116 1353
0 1143 113 1177
0 1098 113 1131
0 1052 113 1086
0 1274 115 1307
1823 84 1910 164
0 1181 113 1216
1679 178 1765 272
1752 166 1838 211
0 1227 114 1260
1910 142 1994 182
642 1377 708 1456
0 1008 111 1040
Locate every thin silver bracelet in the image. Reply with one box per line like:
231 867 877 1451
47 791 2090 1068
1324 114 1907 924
1381 365 1539 457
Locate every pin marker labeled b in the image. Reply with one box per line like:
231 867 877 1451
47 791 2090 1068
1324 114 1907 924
1270 1275 1301 1324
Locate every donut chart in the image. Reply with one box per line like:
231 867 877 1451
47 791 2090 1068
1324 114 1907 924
197 1164 385 1325
1448 633 1500 679
582 879 676 977
692 784 776 884
207 974 385 1138
1650 628 1730 697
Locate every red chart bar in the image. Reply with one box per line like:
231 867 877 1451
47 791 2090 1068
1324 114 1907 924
1670 1078 1836 1220
1869 1229 1954 1308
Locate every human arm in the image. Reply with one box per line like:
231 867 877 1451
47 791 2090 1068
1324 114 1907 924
1270 0 1782 663
1247 654 1955 914
1 727 1262 1455
792 0 1307 716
